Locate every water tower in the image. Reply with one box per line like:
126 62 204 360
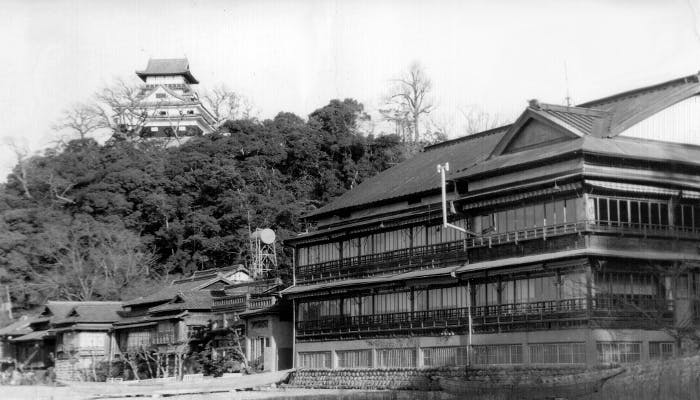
250 228 277 279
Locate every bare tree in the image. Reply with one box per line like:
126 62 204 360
52 103 102 140
201 85 256 123
2 138 33 199
382 62 435 143
93 78 149 137
460 105 509 135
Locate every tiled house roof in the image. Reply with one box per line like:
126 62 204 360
136 58 199 84
301 72 700 221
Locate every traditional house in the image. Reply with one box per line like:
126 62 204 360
210 278 293 372
50 302 122 380
112 267 251 376
284 73 700 369
125 58 217 139
0 316 32 366
10 302 89 371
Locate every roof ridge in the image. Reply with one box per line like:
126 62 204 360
424 124 511 152
578 73 700 108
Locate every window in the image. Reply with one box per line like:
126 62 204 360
423 346 469 367
156 93 166 99
376 348 416 368
298 352 331 369
649 342 674 360
337 350 372 368
591 196 670 228
472 344 523 365
597 342 641 363
529 343 586 364
159 111 167 116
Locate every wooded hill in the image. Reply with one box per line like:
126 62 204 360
0 99 409 311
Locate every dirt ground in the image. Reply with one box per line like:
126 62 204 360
0 387 437 400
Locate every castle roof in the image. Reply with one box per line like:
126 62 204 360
136 58 199 84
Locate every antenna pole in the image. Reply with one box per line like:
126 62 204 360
437 163 477 236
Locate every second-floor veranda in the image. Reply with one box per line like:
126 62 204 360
295 218 700 285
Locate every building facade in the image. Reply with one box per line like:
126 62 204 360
210 278 293 372
284 74 700 370
124 58 217 140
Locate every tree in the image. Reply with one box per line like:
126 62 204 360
93 78 149 138
382 62 435 144
52 103 103 141
201 85 256 123
460 105 509 135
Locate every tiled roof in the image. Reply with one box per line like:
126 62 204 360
148 291 214 313
51 302 122 325
12 329 52 342
282 266 456 297
453 133 700 182
0 316 33 337
302 72 700 220
305 127 508 218
578 73 700 135
123 275 231 306
136 58 199 84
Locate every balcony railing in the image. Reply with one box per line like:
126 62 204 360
151 332 176 345
296 295 673 339
213 295 247 308
249 296 276 310
297 220 700 284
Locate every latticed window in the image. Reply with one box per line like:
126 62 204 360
472 344 523 365
649 342 674 360
376 348 416 368
597 342 641 363
422 346 469 367
337 350 372 368
298 351 331 369
528 343 586 364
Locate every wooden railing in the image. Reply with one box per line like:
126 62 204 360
249 296 276 310
213 295 247 308
296 220 700 284
296 295 673 337
151 331 176 345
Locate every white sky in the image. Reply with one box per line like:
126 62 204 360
1 0 700 180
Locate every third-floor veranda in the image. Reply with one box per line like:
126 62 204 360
294 193 700 285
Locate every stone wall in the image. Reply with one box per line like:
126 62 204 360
289 368 462 390
288 365 596 390
54 359 80 381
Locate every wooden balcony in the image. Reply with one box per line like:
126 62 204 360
248 296 276 310
151 331 176 345
213 295 247 309
296 220 700 284
295 295 673 341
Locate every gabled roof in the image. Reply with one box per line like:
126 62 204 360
578 73 700 136
51 302 122 325
0 316 33 337
123 274 233 307
148 291 214 313
452 133 700 182
136 58 199 84
305 127 508 219
302 71 700 222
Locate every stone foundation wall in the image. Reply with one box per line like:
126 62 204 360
289 368 461 390
288 365 596 390
54 359 80 381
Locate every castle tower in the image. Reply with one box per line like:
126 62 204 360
133 58 217 139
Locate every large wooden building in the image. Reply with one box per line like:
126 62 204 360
284 73 700 369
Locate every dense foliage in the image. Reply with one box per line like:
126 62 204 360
0 99 407 310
